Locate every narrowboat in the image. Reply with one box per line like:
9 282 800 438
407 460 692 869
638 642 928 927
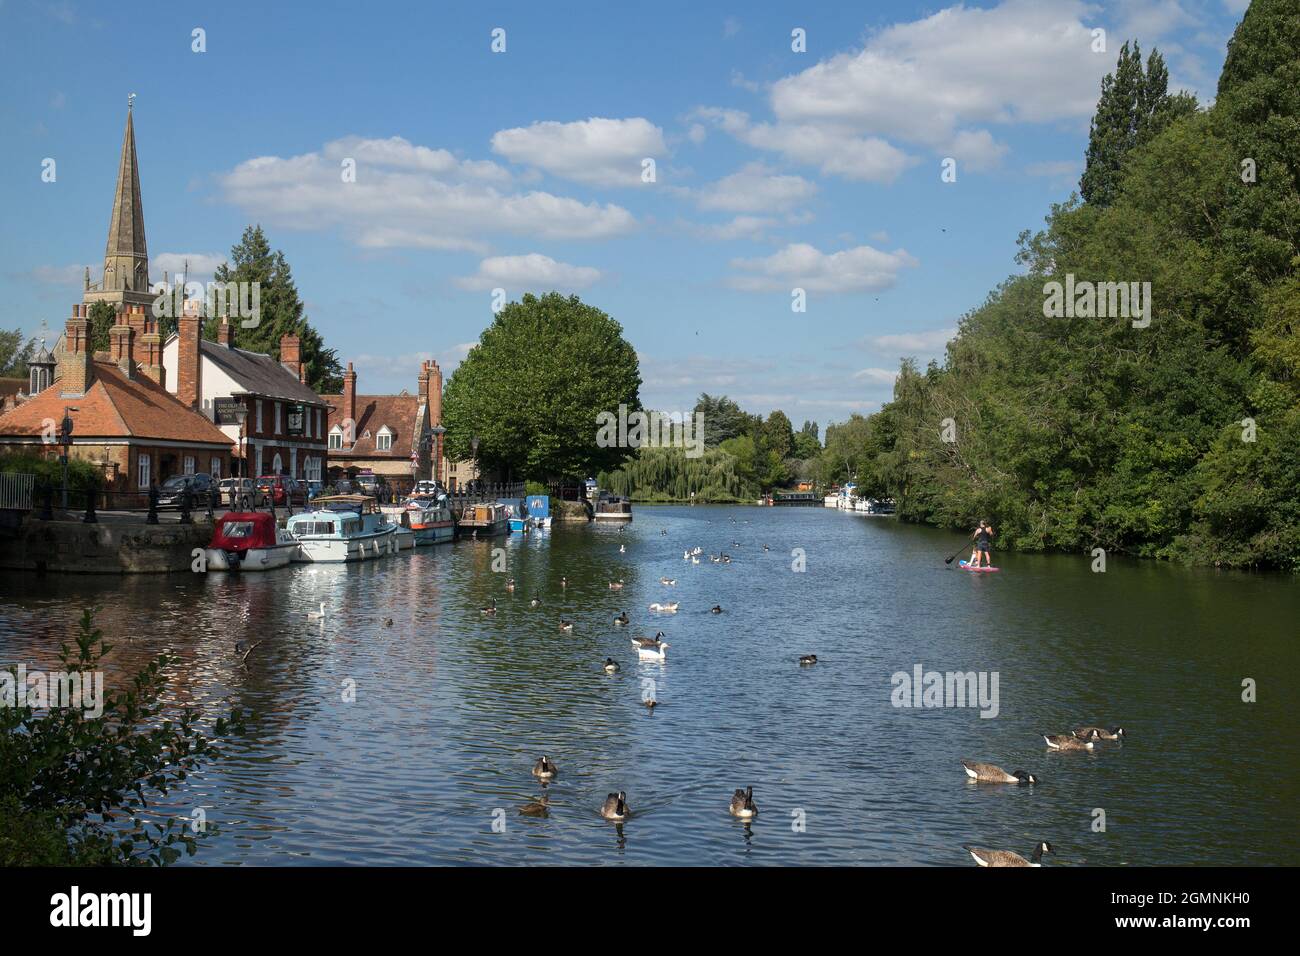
593 492 633 522
286 495 399 563
383 495 456 546
205 512 299 571
458 501 509 536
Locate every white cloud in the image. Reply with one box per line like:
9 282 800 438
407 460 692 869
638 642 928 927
152 252 227 282
696 162 817 213
454 253 602 292
490 117 666 187
853 367 900 384
729 242 918 294
867 327 957 352
29 263 85 285
217 137 636 250
690 215 778 241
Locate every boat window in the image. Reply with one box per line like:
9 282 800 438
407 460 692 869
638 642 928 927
293 521 336 535
223 522 255 538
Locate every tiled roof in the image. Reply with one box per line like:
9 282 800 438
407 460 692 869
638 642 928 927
323 393 426 458
0 360 231 447
166 335 325 406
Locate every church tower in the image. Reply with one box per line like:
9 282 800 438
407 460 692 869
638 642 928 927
84 96 155 312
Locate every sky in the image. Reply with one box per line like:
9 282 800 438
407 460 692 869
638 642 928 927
0 0 1249 434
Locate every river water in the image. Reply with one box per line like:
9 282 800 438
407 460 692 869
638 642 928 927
1 505 1296 865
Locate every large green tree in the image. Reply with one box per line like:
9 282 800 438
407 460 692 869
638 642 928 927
441 292 642 481
209 226 343 392
0 329 36 377
694 393 760 447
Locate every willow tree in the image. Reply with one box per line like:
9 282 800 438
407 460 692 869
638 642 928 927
442 292 641 481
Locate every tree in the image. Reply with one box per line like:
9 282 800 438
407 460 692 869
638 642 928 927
441 292 641 481
1080 43 1197 207
694 393 760 447
0 329 36 377
210 226 344 392
87 301 117 354
760 410 795 460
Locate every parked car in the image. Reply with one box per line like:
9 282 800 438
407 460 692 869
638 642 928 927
219 477 256 508
255 474 293 506
334 478 356 495
413 480 445 497
356 474 389 500
157 473 215 509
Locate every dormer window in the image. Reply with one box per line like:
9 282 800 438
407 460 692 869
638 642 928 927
376 427 393 451
328 426 343 450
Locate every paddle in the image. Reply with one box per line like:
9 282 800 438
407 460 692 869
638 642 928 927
945 533 977 565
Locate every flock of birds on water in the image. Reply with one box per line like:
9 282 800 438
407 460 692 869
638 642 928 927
282 515 1124 863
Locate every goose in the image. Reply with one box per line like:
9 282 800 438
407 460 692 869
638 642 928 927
560 576 568 588
799 654 818 666
603 658 620 673
710 605 723 614
683 550 691 560
619 544 626 553
632 632 667 649
648 602 679 613
729 786 758 819
383 617 394 627
307 602 327 621
960 760 1037 784
660 578 676 586
642 698 658 710
964 841 1054 867
721 554 732 564
531 756 558 780
633 637 670 661
763 544 770 552
480 600 497 615
613 611 630 626
504 578 515 592
600 791 630 821
1073 726 1125 740
1044 733 1094 751
519 795 550 817
691 556 700 564
710 555 721 563
559 620 574 632
608 580 625 590
530 595 542 608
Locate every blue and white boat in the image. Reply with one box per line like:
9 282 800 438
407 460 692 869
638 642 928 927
287 495 399 563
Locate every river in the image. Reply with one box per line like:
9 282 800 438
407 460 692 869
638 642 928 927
1 505 1296 865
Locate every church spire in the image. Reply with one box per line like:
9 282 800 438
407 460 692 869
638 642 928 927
102 96 148 293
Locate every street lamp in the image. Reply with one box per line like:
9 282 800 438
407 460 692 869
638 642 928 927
60 406 79 510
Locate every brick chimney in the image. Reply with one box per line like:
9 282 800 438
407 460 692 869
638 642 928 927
138 313 165 387
61 304 93 396
343 361 357 428
216 315 234 348
427 359 443 426
177 311 202 409
417 361 430 408
109 309 135 378
280 333 302 381
126 304 147 338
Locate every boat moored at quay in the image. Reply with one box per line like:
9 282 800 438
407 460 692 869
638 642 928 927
286 495 399 562
205 512 300 571
382 495 456 546
458 501 509 536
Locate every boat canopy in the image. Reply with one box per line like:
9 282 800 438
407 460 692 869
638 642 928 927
309 494 380 514
210 512 280 551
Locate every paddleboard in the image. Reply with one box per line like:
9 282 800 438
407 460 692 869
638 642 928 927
959 560 1000 572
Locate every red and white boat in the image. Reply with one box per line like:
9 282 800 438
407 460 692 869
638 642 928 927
206 512 299 571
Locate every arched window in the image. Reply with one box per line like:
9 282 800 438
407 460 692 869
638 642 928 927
272 453 283 475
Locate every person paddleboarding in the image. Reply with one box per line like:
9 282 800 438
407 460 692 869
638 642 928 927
967 520 995 568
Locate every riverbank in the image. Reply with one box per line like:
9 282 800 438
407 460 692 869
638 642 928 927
0 514 212 574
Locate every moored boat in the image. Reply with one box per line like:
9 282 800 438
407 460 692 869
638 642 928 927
206 512 299 571
593 493 632 522
458 501 509 536
385 495 455 545
286 495 398 563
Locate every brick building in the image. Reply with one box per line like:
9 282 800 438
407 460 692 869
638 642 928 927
322 360 445 494
162 313 329 480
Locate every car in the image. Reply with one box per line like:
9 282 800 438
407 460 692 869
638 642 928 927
157 473 215 509
355 473 389 499
255 474 292 506
218 477 256 508
413 480 445 497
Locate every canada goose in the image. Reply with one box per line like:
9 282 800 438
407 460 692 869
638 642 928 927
613 611 630 626
648 602 679 613
660 577 676 586
559 620 574 632
1073 726 1125 740
608 580 625 590
632 633 669 659
960 760 1038 784
600 791 630 821
721 555 732 564
763 544 770 552
710 555 721 563
799 654 818 666
504 578 515 592
964 841 1054 867
691 556 700 564
1044 734 1094 751
632 632 667 649
710 605 723 614
383 617 394 627
519 795 550 817
530 595 542 608
603 658 620 673
307 602 327 621
531 756 558 780
683 550 691 560
729 786 758 819
642 698 658 710
480 600 497 615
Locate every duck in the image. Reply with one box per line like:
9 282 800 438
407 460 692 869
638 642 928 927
729 786 758 819
559 620 574 632
1073 726 1125 740
799 654 818 666
710 605 723 614
530 595 542 608
531 756 558 780
603 658 620 673
960 760 1038 784
519 795 550 817
600 791 630 821
480 600 497 615
608 580 625 590
307 602 327 621
1043 733 1094 751
613 611 630 626
504 578 515 592
648 602 679 613
660 577 676 586
963 841 1054 867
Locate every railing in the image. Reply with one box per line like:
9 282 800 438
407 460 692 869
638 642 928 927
445 481 526 514
0 472 35 510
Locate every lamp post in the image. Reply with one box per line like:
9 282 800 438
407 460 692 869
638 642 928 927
60 405 79 511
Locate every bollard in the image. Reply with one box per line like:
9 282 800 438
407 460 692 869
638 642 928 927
180 487 193 524
147 482 159 524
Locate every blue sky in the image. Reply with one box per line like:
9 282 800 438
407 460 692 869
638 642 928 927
0 0 1247 433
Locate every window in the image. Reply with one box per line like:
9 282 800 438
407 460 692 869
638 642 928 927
272 453 283 475
256 400 264 433
376 427 392 451
316 409 322 439
306 456 322 482
211 457 221 479
329 427 343 450
183 455 195 475
137 453 151 489
290 448 298 477
255 446 263 476
275 402 282 434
